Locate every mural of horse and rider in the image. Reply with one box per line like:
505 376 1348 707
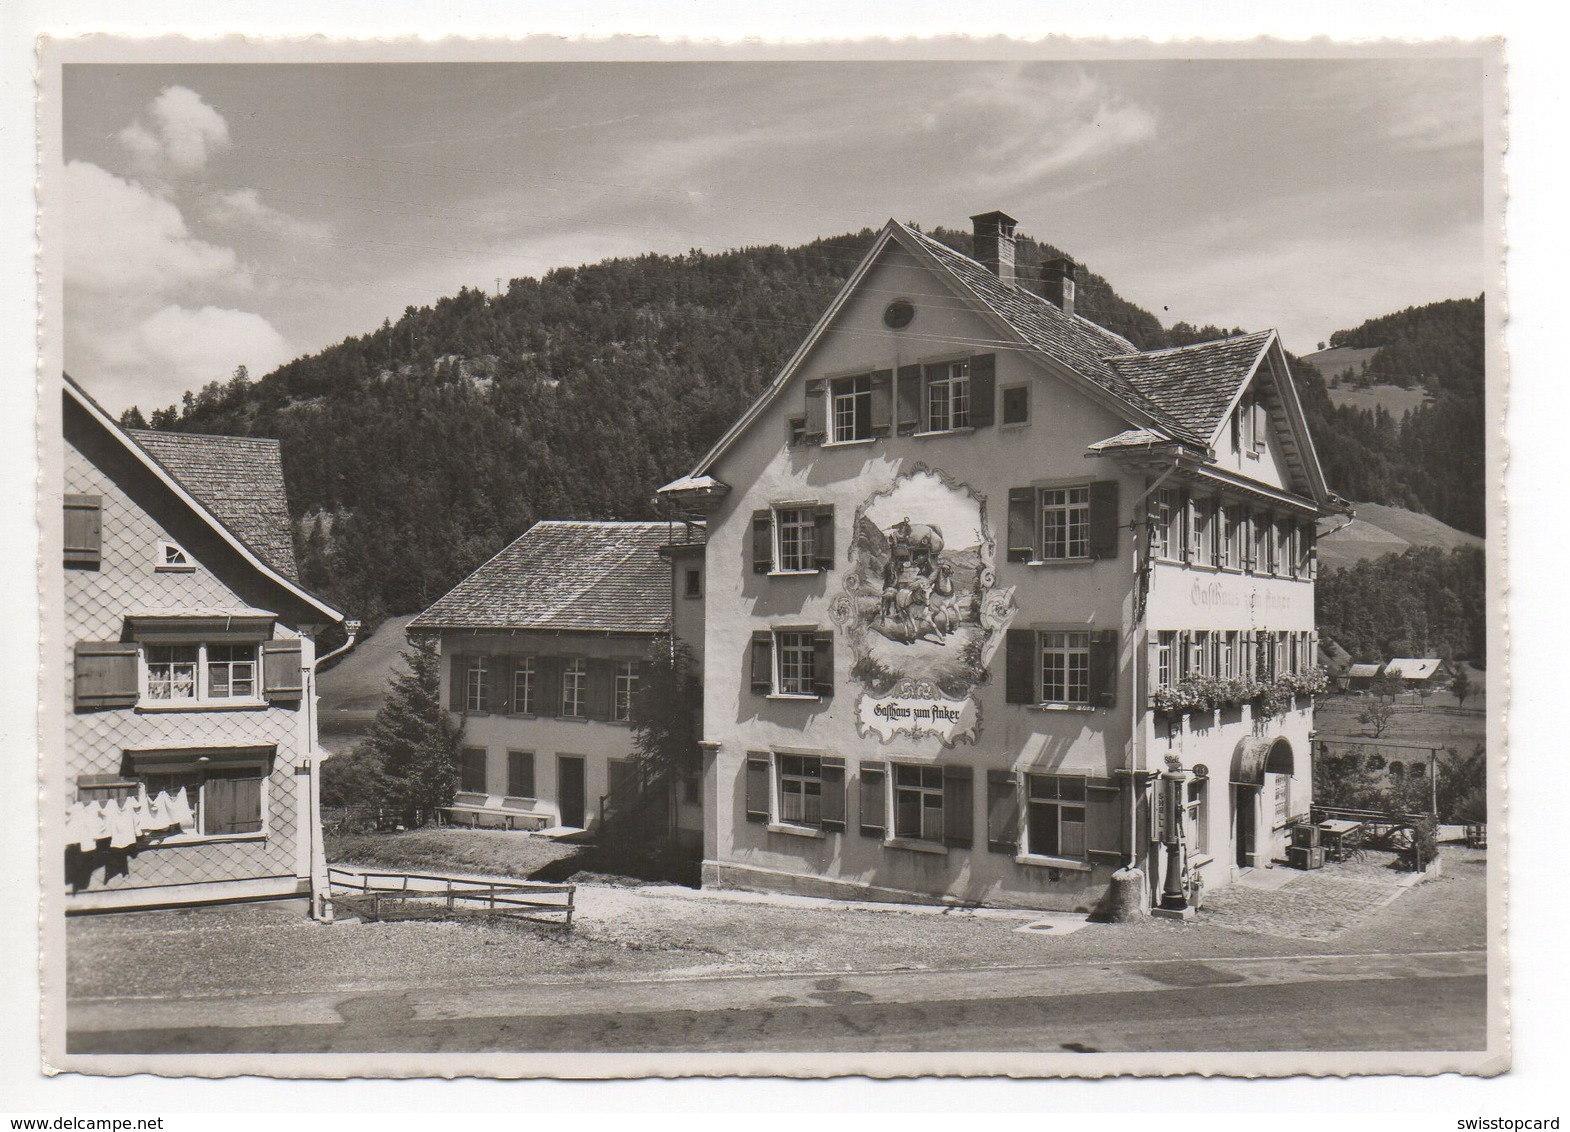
830 467 1016 745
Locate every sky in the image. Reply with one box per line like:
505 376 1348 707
59 58 1487 414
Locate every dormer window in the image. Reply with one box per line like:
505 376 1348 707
157 540 194 572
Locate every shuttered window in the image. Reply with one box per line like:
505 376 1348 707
744 753 770 823
858 762 886 838
460 748 487 793
1027 774 1087 858
757 504 836 573
1006 480 1121 562
63 494 103 568
1006 629 1117 708
507 751 535 798
986 769 1019 854
203 773 264 835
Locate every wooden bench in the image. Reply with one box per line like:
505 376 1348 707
439 792 554 832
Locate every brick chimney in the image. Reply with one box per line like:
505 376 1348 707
1043 257 1077 318
970 210 1019 288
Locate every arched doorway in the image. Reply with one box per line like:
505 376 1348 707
1231 736 1295 869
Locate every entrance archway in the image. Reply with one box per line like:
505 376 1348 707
1231 736 1295 868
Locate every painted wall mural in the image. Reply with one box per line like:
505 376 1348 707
829 465 1016 746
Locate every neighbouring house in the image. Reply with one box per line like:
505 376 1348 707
1346 663 1385 692
658 210 1347 914
61 376 348 913
408 520 704 845
1383 657 1453 688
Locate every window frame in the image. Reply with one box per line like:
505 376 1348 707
155 539 195 573
511 656 536 716
459 747 488 793
560 657 588 719
775 630 817 697
1151 488 1178 561
141 641 263 708
464 655 489 713
127 750 273 843
1039 630 1092 706
924 359 971 433
775 506 818 573
1039 485 1091 561
1025 773 1088 861
892 763 945 843
1182 776 1208 856
613 659 639 723
684 567 702 598
1156 631 1175 689
829 373 874 443
775 753 825 830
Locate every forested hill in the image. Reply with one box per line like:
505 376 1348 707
117 228 1482 626
116 226 1170 624
1288 296 1484 538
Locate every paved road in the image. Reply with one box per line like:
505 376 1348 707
69 949 1486 1054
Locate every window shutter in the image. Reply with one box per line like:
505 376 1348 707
820 757 846 832
1176 630 1192 677
750 632 773 695
813 504 835 571
1181 491 1196 562
986 769 1019 854
1087 479 1121 559
1254 399 1270 449
63 494 103 568
73 641 139 709
1305 521 1318 579
745 753 770 823
943 764 974 849
1085 777 1123 860
586 658 614 721
858 762 886 838
1241 509 1256 572
508 751 535 798
869 369 893 436
205 776 264 836
813 630 835 699
1005 628 1035 704
896 364 923 434
1007 487 1036 562
1147 635 1161 693
492 656 512 715
449 651 466 711
261 640 304 703
803 378 827 444
752 510 773 574
967 353 996 428
1089 630 1118 708
535 655 562 717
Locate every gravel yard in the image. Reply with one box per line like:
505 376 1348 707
67 844 1487 1003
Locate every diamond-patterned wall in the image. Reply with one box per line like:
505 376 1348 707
62 435 308 900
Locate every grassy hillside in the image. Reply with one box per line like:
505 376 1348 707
1318 503 1485 573
317 612 417 752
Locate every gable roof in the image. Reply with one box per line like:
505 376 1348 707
410 520 675 633
663 217 1334 509
1385 658 1446 681
1104 330 1276 442
125 429 299 580
63 375 343 625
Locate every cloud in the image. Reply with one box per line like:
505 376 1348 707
64 161 242 296
116 86 231 174
136 305 294 384
198 188 331 240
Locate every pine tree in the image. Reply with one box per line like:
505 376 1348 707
366 636 463 824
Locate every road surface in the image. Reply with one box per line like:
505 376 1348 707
68 949 1486 1054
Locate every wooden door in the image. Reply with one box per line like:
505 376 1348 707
558 756 586 828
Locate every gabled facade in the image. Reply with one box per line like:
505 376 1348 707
410 520 703 841
61 376 346 912
660 212 1346 913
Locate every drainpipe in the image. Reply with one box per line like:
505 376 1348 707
307 619 360 923
1128 466 1181 878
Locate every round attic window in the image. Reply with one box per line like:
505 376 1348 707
883 300 915 329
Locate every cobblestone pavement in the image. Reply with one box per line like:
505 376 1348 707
1201 850 1416 941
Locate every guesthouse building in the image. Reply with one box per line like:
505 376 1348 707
658 211 1346 914
61 376 348 913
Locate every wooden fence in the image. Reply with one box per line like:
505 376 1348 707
327 866 575 927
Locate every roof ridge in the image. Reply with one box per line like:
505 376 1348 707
126 428 282 447
1108 328 1275 361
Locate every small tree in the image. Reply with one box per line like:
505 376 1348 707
1451 666 1473 708
365 636 463 825
1358 696 1396 738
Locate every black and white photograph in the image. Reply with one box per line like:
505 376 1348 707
30 33 1512 1087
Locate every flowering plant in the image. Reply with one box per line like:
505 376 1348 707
1152 666 1329 720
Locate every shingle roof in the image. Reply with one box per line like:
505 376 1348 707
1105 330 1276 442
125 429 300 580
904 227 1199 441
1085 428 1177 452
410 521 676 633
